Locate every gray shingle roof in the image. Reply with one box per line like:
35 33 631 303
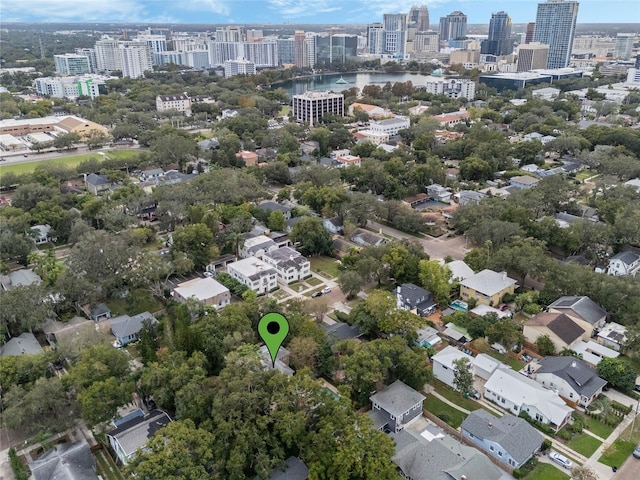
1 332 43 357
107 410 171 459
370 380 426 418
549 296 607 325
257 202 291 213
30 440 98 480
256 457 309 480
110 312 157 339
461 409 543 465
526 312 585 345
610 250 640 266
536 356 607 398
322 321 362 341
86 173 109 186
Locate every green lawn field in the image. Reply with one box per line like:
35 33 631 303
0 149 141 176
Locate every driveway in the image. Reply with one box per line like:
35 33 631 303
614 456 640 480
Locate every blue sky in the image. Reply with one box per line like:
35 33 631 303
1 0 639 24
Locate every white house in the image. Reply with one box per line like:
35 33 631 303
227 257 278 295
445 260 474 283
173 277 231 310
607 250 640 276
262 246 310 283
484 368 572 432
597 322 627 352
509 175 540 190
30 224 56 244
532 356 607 408
572 340 619 367
107 410 171 465
426 184 452 203
431 346 473 389
240 235 278 259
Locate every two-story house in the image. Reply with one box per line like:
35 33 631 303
523 312 585 352
173 277 231 310
607 250 640 277
227 257 278 295
368 380 426 434
509 175 540 190
484 368 572 432
256 202 292 220
262 246 310 283
396 283 437 316
31 224 56 244
85 173 111 195
432 346 472 389
426 183 452 203
548 295 607 340
461 409 543 469
532 356 607 408
107 410 171 465
241 235 279 259
322 216 344 234
459 269 517 307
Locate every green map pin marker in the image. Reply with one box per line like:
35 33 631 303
258 312 289 368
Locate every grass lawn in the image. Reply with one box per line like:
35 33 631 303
523 463 569 480
575 171 593 181
304 287 324 298
95 451 125 480
0 149 140 176
567 434 601 457
310 256 341 279
581 413 615 439
105 289 164 317
306 277 322 286
432 379 484 412
271 290 289 300
598 420 640 467
486 350 526 371
423 395 468 428
280 105 290 116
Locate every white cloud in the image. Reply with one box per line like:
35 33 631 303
177 0 231 16
267 0 341 18
0 0 148 22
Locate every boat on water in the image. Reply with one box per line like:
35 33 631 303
335 76 348 84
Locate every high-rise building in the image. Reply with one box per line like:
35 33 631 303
367 23 384 54
208 41 242 67
294 30 306 67
413 31 440 53
409 5 430 31
533 0 579 69
154 51 185 66
481 11 513 56
134 34 167 54
304 35 316 68
215 26 243 42
315 34 358 66
615 33 635 61
516 42 550 71
184 51 209 69
224 59 256 78
383 13 408 56
94 37 122 73
243 40 279 68
277 38 295 65
246 29 264 42
525 23 536 44
35 75 106 99
54 54 91 76
439 11 467 43
119 42 152 79
292 91 344 124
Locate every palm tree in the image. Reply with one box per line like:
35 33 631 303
226 231 245 258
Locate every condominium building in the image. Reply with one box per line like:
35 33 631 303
156 94 192 115
383 13 408 56
367 23 384 54
517 43 550 72
215 26 243 43
75 48 97 73
533 0 579 69
224 59 256 77
243 39 279 67
34 75 107 99
294 30 306 67
439 11 467 43
277 38 295 64
482 11 513 56
54 54 91 76
208 41 243 67
412 31 440 53
614 33 634 61
119 41 152 79
262 247 310 283
227 258 278 295
134 34 167 54
94 37 122 73
292 91 344 124
425 78 476 99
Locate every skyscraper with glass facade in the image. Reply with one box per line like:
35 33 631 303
533 0 579 69
481 11 513 56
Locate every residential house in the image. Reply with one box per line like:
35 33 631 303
571 340 619 367
434 129 464 144
459 269 517 307
607 250 640 277
263 246 311 283
85 173 111 195
236 150 259 167
396 283 437 316
90 303 111 322
461 410 543 469
442 322 471 344
240 235 278 259
30 440 99 480
548 296 607 340
197 138 219 151
1 332 43 357
457 190 486 206
473 353 508 381
322 321 363 343
350 228 387 247
402 193 429 208
532 356 607 407
139 168 164 181
369 380 426 433
597 322 627 352
426 184 452 203
227 257 278 294
110 312 158 347
414 326 441 348
257 202 292 220
107 409 172 465
0 269 42 291
322 216 344 234
259 344 294 376
445 260 474 283
256 457 309 480
431 109 470 127
484 368 572 432
31 224 55 244
509 175 540 190
335 153 361 167
523 312 585 352
173 277 231 309
431 346 473 389
286 216 306 232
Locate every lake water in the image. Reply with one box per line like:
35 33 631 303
279 72 442 95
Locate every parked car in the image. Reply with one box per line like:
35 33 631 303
633 445 640 459
322 287 332 294
498 303 509 311
549 452 573 469
311 291 323 298
203 271 214 278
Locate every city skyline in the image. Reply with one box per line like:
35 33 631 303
1 0 639 25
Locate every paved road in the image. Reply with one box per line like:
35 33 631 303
613 455 640 480
367 220 469 260
1 146 144 166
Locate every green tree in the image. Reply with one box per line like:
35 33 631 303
597 357 637 392
78 377 135 426
67 344 131 390
267 210 286 231
338 271 365 300
172 223 219 269
486 318 523 351
0 284 54 336
27 249 64 286
289 217 333 256
379 309 424 342
535 335 556 356
418 260 451 305
452 357 474 396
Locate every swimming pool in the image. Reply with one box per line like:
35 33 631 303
450 299 468 312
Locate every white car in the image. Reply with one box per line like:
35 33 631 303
203 271 214 278
549 452 573 469
322 287 332 294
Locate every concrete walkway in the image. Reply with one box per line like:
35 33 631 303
423 386 471 415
